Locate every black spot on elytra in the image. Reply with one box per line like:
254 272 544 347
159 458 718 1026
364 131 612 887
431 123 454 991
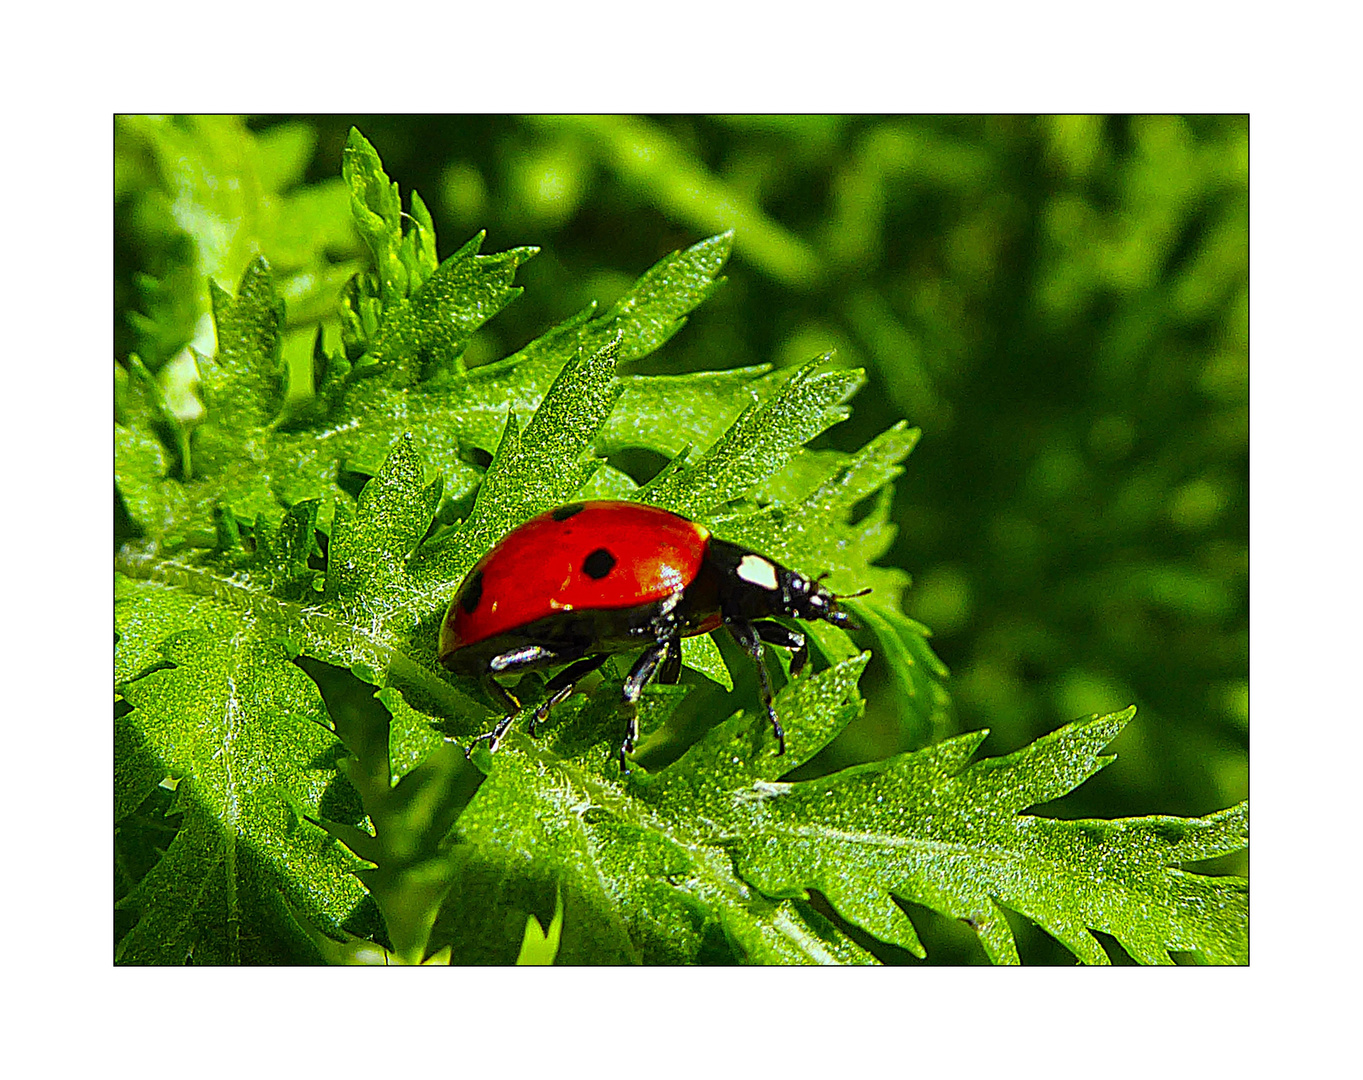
582 548 616 580
460 569 485 614
551 503 585 522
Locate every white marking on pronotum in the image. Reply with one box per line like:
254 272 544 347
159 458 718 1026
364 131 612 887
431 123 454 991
737 554 779 590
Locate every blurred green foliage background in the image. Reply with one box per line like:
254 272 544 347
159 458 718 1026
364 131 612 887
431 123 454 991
116 115 1247 958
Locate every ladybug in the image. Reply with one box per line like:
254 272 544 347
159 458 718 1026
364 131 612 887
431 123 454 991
439 500 866 771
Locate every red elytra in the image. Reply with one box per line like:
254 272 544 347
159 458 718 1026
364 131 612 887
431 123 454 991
441 501 713 652
438 499 863 771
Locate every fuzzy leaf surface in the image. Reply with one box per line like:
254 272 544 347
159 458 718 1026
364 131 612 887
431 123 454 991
719 706 1248 965
115 592 367 962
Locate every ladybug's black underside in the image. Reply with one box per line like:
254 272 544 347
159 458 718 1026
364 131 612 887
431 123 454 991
442 592 710 681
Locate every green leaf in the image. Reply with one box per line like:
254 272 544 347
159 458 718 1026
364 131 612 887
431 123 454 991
248 500 323 600
116 115 363 373
343 127 437 308
198 257 286 430
344 734 485 964
588 230 733 363
327 434 441 613
724 706 1247 965
116 803 230 964
639 355 864 518
115 623 368 963
424 655 877 964
606 366 766 457
853 601 954 748
355 232 538 384
117 210 742 961
681 632 734 691
115 420 188 538
694 421 949 746
516 887 565 965
115 234 742 550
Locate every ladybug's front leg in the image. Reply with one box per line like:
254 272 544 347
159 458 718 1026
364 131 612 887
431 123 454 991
727 619 786 755
618 638 679 772
530 653 611 735
752 620 808 677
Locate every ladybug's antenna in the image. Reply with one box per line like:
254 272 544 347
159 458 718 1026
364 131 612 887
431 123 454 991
819 583 870 631
814 571 871 603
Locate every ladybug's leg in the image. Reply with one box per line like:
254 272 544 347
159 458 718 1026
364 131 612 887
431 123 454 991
658 637 682 685
529 653 611 735
752 620 807 678
463 678 523 754
472 645 565 754
482 677 523 716
727 619 786 755
488 643 561 675
618 639 674 771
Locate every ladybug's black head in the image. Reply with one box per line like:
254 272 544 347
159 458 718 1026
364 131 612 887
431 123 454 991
785 571 866 630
